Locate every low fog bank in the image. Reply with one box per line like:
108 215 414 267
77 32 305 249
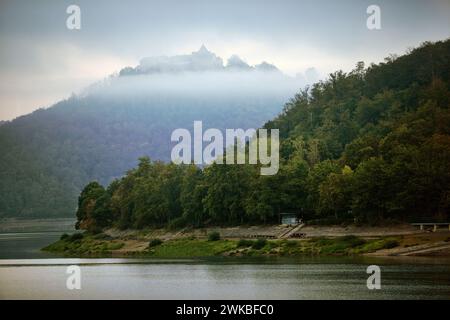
80 45 317 106
83 70 305 102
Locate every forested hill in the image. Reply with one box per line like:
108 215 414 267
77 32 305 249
262 39 450 222
75 39 450 232
0 47 303 218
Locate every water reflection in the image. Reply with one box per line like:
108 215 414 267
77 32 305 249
1 259 450 299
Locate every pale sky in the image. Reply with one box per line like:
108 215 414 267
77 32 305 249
0 0 449 120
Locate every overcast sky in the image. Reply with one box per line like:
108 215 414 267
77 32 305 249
0 0 449 120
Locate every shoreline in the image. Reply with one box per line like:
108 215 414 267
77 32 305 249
0 218 76 233
42 224 450 258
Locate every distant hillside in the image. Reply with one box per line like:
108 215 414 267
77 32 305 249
0 46 303 218
73 39 450 232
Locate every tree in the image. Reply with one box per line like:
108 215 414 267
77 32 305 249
180 165 207 227
75 181 106 231
318 166 354 220
351 158 392 223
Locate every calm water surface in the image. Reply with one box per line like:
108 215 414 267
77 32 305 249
1 231 449 299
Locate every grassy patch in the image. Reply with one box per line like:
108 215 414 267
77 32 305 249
147 239 236 257
351 237 400 254
43 233 124 256
317 236 366 255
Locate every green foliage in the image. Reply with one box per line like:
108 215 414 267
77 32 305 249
60 233 69 241
237 239 254 247
75 181 108 231
92 233 112 240
43 234 124 256
318 166 354 219
69 233 84 242
167 216 188 230
251 238 267 250
147 239 236 257
148 238 163 247
312 235 366 254
338 235 366 247
353 237 400 253
263 41 450 223
208 231 221 241
180 165 207 227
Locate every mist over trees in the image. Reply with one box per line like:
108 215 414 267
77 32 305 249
75 40 450 231
0 46 304 218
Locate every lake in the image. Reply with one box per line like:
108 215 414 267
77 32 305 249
1 231 450 299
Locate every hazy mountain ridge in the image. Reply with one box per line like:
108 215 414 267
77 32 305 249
119 45 280 76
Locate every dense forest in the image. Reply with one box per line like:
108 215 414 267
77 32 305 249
75 39 450 231
0 47 301 218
